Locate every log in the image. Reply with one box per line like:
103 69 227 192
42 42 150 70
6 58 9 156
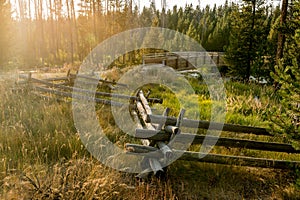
138 90 152 116
155 108 173 160
18 73 69 82
41 77 71 82
126 143 163 176
33 86 124 106
164 126 179 135
136 101 154 130
156 108 170 130
23 76 162 103
131 110 150 146
149 158 163 174
147 115 271 136
132 98 163 176
157 142 173 160
126 144 300 170
137 93 170 175
176 109 186 128
134 129 300 153
178 151 300 170
126 143 158 153
69 73 127 87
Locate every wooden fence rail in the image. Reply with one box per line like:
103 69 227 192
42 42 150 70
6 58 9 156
18 71 300 177
146 114 271 136
125 88 300 176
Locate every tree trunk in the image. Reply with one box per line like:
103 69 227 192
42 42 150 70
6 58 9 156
276 0 289 64
66 0 74 64
246 0 256 81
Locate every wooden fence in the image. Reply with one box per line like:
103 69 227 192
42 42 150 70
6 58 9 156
19 71 300 178
124 89 300 178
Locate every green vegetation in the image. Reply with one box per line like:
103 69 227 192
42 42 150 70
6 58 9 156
269 0 300 149
224 0 271 80
0 76 300 199
1 0 300 199
0 0 280 78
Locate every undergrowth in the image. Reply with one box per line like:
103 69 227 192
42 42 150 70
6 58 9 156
1 76 300 199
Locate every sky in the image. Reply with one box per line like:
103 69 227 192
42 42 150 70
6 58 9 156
139 0 280 10
10 0 281 20
140 0 228 10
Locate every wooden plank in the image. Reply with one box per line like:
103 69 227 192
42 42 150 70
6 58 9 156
33 86 124 107
136 101 154 130
134 130 300 153
126 144 300 170
157 142 173 159
126 143 158 153
147 114 272 136
18 73 70 82
178 151 300 170
24 76 162 103
164 126 179 134
139 92 173 163
138 90 152 116
133 95 164 176
156 108 170 130
176 109 185 128
131 110 150 146
156 108 173 160
69 73 127 87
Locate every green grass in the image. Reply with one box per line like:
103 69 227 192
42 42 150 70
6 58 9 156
1 76 300 199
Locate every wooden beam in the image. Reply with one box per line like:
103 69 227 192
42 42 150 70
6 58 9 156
156 108 170 130
126 143 158 153
164 126 179 135
134 93 164 176
178 151 300 170
69 73 127 87
126 144 300 170
131 110 150 146
33 86 124 106
147 115 271 136
22 76 162 103
138 90 152 116
134 130 300 153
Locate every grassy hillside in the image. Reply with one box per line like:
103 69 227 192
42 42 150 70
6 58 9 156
0 75 300 199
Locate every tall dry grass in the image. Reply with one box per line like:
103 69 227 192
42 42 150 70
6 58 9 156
0 77 300 199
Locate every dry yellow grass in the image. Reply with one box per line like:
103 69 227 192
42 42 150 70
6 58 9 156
0 76 300 199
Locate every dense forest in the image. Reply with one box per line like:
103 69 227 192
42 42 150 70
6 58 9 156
0 0 294 79
1 1 300 198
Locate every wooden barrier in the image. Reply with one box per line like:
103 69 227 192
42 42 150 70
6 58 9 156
125 89 300 176
18 72 163 106
18 71 300 177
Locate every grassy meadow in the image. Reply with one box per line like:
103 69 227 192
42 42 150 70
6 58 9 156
0 71 300 199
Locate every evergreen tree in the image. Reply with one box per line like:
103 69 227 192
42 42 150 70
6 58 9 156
224 0 269 80
269 1 300 148
266 5 281 76
206 2 231 51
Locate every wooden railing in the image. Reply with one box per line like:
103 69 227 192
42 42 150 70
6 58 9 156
142 52 226 70
18 70 300 179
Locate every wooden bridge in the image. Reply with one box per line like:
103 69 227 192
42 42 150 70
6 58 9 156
142 52 226 71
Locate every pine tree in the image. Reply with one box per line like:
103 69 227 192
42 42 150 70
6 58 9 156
269 1 300 148
224 0 269 80
206 3 231 51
